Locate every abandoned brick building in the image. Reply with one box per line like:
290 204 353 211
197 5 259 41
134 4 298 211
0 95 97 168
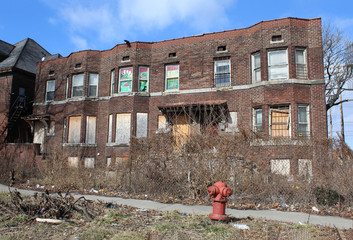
29 17 327 174
0 38 53 143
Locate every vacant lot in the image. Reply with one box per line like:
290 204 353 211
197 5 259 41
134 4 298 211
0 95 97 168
0 192 351 240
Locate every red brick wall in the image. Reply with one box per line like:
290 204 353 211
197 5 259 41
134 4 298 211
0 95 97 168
32 17 327 166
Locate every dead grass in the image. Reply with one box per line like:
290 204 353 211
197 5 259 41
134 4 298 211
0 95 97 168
0 192 348 240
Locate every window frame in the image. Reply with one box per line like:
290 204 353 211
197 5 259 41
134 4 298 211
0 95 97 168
269 105 291 137
253 108 263 132
214 59 231 87
165 64 179 91
295 48 307 79
68 116 82 143
298 105 310 137
88 73 99 97
110 70 115 96
85 116 97 144
71 73 84 98
119 67 133 93
267 49 288 80
138 66 149 92
46 80 55 102
251 53 261 83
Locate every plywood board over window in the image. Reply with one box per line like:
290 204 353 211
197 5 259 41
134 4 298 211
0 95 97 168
270 106 290 137
68 116 81 143
172 114 190 149
86 116 96 144
136 113 148 138
116 114 131 144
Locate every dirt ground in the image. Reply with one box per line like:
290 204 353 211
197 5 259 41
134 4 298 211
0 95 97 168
1 192 352 240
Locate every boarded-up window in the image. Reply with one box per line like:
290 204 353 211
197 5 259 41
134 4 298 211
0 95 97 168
271 159 290 176
172 114 190 149
298 159 312 177
226 112 238 133
106 157 112 167
158 115 167 130
68 157 79 167
136 113 148 138
33 122 45 145
86 116 96 144
48 120 55 136
107 114 113 143
68 116 81 143
270 106 290 137
115 114 131 144
84 157 95 168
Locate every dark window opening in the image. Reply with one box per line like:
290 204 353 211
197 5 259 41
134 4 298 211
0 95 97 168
48 70 55 76
217 46 226 52
122 56 130 61
168 52 177 58
75 63 82 69
271 35 282 42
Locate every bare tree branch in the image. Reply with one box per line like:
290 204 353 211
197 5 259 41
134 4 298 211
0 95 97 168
323 22 353 110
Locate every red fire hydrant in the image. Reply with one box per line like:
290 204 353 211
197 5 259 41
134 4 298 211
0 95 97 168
208 181 232 221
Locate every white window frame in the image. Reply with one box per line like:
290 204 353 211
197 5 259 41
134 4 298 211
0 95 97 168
251 53 261 83
88 73 99 97
46 80 55 102
165 64 179 91
214 59 231 87
119 67 133 93
110 70 115 96
85 116 96 144
268 49 288 80
138 66 149 92
107 114 113 143
72 73 84 97
295 48 307 79
253 108 263 132
298 105 310 137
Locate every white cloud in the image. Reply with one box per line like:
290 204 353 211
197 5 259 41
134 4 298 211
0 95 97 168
70 35 88 50
45 0 236 50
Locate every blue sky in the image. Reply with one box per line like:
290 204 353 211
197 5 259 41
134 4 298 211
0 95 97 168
1 0 353 147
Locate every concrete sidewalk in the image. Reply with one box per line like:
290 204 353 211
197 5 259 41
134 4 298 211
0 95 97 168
1 184 352 229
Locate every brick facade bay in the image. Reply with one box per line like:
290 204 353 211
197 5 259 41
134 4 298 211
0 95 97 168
32 17 327 170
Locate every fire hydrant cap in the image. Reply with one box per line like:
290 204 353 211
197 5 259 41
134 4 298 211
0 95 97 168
208 186 219 196
222 187 232 197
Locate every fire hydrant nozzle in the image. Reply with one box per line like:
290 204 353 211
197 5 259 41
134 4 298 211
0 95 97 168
208 181 232 221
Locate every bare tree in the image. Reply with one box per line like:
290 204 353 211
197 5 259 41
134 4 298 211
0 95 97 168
323 22 353 110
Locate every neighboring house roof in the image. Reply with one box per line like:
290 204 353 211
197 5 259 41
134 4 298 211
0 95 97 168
0 38 51 74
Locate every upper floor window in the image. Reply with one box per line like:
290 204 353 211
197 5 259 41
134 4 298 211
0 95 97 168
168 52 177 58
298 105 310 137
139 66 149 92
72 74 84 97
119 67 133 92
110 70 115 96
214 59 231 87
251 53 261 83
74 63 82 69
217 46 227 52
165 65 179 90
46 80 55 102
253 108 263 132
268 50 288 80
88 73 99 97
295 48 307 79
